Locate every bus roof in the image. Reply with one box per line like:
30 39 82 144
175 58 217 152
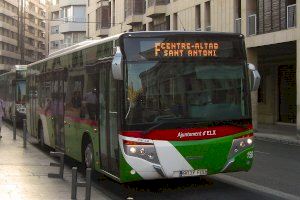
121 31 244 39
28 31 244 68
28 33 123 67
15 65 27 70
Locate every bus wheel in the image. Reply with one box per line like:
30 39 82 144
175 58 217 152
84 142 94 169
39 123 44 146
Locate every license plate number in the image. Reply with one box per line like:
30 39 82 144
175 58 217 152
179 169 207 177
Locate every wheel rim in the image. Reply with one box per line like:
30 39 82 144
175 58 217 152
85 143 93 168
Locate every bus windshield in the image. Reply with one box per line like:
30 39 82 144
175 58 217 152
124 60 251 130
16 80 26 103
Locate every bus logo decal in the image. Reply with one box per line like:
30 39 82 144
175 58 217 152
177 130 217 139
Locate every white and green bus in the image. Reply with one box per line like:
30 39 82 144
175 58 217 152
0 65 27 123
26 32 260 182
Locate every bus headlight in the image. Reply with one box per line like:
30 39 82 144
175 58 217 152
228 134 254 159
129 147 137 154
123 140 160 164
222 134 254 172
247 138 253 145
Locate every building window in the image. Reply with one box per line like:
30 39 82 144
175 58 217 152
40 0 46 5
51 26 59 34
205 1 211 31
173 13 178 30
50 41 59 49
96 4 111 30
113 0 116 25
287 1 296 29
51 11 59 20
195 4 201 31
87 14 90 38
166 15 170 30
52 0 58 6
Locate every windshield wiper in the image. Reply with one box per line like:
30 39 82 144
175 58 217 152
143 121 170 135
143 117 208 135
217 120 249 128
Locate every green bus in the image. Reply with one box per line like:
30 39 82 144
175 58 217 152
0 65 27 123
26 32 260 182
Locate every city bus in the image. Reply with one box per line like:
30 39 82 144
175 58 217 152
26 32 260 182
0 65 27 123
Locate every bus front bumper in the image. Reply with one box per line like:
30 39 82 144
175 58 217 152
119 132 254 182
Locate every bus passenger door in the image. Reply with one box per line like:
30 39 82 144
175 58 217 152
52 70 66 150
99 64 120 176
28 75 38 138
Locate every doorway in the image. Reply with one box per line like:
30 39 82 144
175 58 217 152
51 70 66 150
278 65 296 123
99 64 120 176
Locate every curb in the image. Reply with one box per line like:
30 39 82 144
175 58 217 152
254 133 300 146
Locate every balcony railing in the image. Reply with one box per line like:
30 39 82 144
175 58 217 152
148 0 170 7
287 4 296 29
125 0 145 18
61 17 86 23
235 18 241 33
247 14 257 36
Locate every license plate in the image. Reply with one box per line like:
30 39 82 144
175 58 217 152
179 169 207 177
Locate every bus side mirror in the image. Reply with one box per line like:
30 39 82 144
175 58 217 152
247 63 261 91
112 46 123 80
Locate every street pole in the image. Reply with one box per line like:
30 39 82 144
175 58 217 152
19 0 25 64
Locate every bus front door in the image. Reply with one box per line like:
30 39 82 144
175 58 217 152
28 75 38 138
51 71 65 150
99 65 120 177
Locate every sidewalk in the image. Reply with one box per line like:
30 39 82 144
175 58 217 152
255 123 300 146
0 124 111 200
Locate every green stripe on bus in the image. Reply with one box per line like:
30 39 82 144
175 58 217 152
170 130 253 174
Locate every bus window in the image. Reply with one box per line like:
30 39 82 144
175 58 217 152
16 81 26 103
82 73 99 121
65 75 84 118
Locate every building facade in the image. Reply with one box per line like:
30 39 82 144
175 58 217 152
48 0 87 54
87 0 300 138
0 0 48 73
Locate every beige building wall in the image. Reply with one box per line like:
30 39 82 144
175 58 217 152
0 0 48 72
48 0 87 55
88 0 241 37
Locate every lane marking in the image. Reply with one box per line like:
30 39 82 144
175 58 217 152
254 150 270 155
212 174 300 200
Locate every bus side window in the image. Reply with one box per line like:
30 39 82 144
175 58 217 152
82 73 99 121
66 75 84 118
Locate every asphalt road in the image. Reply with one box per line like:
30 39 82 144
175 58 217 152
90 174 284 200
230 139 300 198
87 139 300 200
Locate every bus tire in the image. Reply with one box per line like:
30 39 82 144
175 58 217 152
82 137 94 170
38 121 44 147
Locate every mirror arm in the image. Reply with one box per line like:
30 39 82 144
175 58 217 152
112 46 123 80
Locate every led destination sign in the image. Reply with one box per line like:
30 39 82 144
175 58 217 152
155 42 220 57
123 36 245 61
